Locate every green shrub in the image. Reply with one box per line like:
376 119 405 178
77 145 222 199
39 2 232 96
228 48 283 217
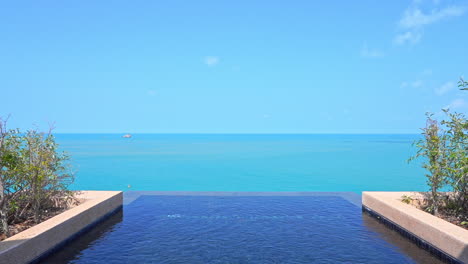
441 110 468 215
410 77 467 219
0 118 74 237
409 113 448 215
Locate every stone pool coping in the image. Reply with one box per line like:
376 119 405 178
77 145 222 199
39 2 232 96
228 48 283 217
362 191 468 264
0 191 123 264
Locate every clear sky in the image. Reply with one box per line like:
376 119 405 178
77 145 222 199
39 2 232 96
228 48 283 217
1 0 467 133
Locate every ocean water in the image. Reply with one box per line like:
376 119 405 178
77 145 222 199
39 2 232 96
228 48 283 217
56 134 427 193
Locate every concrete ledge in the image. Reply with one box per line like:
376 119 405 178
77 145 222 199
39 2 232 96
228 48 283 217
362 191 468 264
0 191 123 264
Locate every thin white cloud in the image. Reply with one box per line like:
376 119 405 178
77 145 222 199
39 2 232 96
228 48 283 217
399 6 465 29
401 80 423 88
434 81 455 95
444 98 467 110
147 90 157 96
394 3 466 45
360 43 384 58
204 56 220 66
393 31 422 45
412 80 423 88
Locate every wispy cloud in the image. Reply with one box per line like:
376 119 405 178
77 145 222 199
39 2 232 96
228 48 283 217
360 43 384 58
394 3 466 45
401 80 423 88
401 69 437 89
393 31 422 45
147 90 157 96
434 81 455 95
444 98 467 110
399 6 465 29
204 56 220 66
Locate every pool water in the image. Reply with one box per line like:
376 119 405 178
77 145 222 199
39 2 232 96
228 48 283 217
40 192 443 264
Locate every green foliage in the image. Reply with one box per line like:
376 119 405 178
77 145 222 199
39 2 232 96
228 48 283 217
401 195 414 204
410 106 467 219
409 113 448 215
20 130 74 223
441 110 468 215
0 119 74 237
459 77 468 91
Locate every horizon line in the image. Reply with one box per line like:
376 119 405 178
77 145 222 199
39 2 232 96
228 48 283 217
52 132 421 135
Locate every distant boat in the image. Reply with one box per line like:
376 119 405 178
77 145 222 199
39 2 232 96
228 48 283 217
122 134 132 138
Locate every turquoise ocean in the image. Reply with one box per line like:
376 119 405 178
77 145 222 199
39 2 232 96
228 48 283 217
56 134 427 193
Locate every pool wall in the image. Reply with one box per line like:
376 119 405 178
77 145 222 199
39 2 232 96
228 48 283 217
0 191 122 264
123 191 362 206
362 191 468 264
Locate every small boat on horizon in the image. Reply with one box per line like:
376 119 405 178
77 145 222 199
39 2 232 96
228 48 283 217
122 134 132 138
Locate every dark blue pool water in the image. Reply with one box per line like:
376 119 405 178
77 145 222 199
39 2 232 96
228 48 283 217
40 192 443 264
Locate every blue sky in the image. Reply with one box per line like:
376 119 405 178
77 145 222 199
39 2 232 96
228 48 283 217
1 0 467 133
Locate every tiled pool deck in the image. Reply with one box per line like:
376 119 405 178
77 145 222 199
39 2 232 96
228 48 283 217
38 192 445 264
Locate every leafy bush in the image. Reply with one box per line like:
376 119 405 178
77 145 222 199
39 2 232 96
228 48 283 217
410 78 467 219
0 118 74 237
409 113 448 215
442 111 468 216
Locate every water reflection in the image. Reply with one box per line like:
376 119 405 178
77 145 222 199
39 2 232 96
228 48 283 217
362 212 444 264
38 210 123 264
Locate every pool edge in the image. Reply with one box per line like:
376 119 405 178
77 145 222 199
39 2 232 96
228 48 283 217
362 191 467 264
123 191 362 207
0 191 123 264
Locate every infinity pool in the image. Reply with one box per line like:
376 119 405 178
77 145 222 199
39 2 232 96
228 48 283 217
40 192 442 264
